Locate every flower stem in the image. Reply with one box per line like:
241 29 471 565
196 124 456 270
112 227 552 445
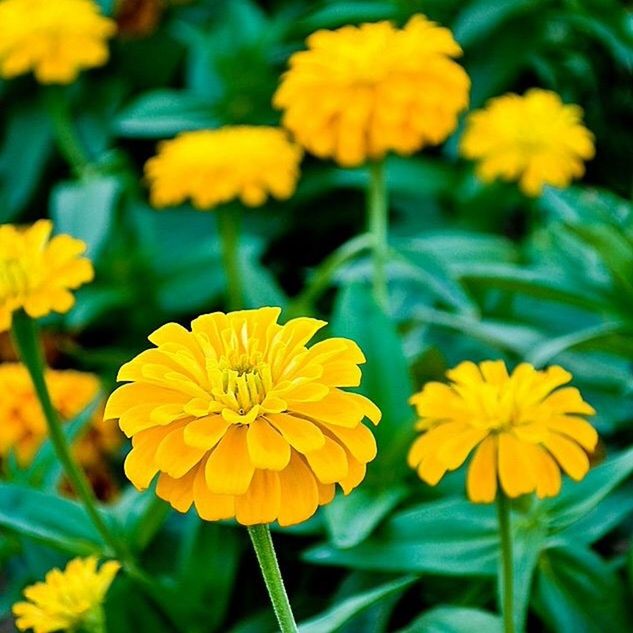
217 206 243 311
367 160 389 309
44 87 91 176
248 524 297 633
10 311 125 560
497 493 515 633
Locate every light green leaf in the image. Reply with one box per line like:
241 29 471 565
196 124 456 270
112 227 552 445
398 606 503 633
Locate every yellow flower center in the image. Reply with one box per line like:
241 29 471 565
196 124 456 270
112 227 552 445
0 258 29 300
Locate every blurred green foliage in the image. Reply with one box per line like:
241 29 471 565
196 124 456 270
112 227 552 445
1 0 633 631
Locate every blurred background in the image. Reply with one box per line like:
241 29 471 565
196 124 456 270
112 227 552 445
1 1 632 632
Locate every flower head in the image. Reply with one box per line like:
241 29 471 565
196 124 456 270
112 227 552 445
460 89 595 196
145 126 303 210
0 0 116 84
13 556 120 633
0 220 94 332
408 360 598 502
273 15 470 167
105 307 381 526
0 363 119 471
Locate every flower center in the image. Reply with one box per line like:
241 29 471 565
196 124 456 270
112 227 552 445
0 258 29 300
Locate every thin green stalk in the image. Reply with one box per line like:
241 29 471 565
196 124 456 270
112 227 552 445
248 524 297 633
367 160 389 309
10 311 126 560
217 206 243 311
497 493 515 633
44 87 90 176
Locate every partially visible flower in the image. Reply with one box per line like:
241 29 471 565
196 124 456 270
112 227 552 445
0 220 94 332
13 556 120 633
0 0 116 84
273 15 470 167
460 89 595 196
408 360 598 502
105 307 381 526
115 0 163 38
145 127 303 210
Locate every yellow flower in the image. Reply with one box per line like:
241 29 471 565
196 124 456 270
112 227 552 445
105 307 381 526
273 14 470 167
13 556 120 633
0 363 114 468
460 89 595 196
0 220 94 332
0 0 116 84
408 360 598 502
145 126 303 210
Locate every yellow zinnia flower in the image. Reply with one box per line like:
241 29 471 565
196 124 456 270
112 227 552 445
105 307 381 526
13 556 120 633
460 88 595 196
0 363 118 468
408 360 598 502
0 220 94 332
273 15 470 167
0 0 116 84
144 126 303 210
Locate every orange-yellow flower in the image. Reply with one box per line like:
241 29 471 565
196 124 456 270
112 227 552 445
0 220 94 332
13 556 120 633
408 360 598 502
145 126 303 210
460 89 595 196
273 15 470 166
0 0 116 84
105 307 381 526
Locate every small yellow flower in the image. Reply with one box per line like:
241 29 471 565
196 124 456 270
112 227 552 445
0 363 116 468
0 0 116 84
408 360 598 502
0 220 94 332
13 556 120 633
145 126 303 210
273 15 470 167
460 89 595 196
105 307 381 527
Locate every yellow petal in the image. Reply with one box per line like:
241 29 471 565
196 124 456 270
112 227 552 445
205 426 254 495
546 415 598 452
246 419 291 470
235 470 281 525
321 422 377 463
305 436 349 484
467 435 497 503
416 455 447 486
266 413 325 453
155 425 206 478
498 432 535 497
277 453 319 526
183 415 231 449
543 433 590 481
193 462 235 521
437 428 488 469
156 469 196 512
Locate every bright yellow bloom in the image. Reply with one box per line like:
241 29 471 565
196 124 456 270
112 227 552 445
145 126 303 210
0 363 119 470
0 0 116 84
408 360 598 502
0 220 94 332
13 556 120 633
273 15 470 167
460 89 595 196
105 307 381 527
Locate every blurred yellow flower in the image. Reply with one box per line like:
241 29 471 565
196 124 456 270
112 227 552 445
460 89 595 196
408 360 598 502
0 0 116 84
105 307 381 526
145 126 303 210
0 363 120 471
273 15 470 167
0 220 94 332
13 556 120 633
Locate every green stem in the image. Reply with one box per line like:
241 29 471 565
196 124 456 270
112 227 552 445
367 160 389 309
44 87 90 176
10 311 126 560
217 206 243 311
248 524 297 633
497 493 515 633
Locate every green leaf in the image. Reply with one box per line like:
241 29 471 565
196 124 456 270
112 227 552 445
0 483 105 555
544 447 633 530
397 606 503 633
331 283 414 480
51 175 122 259
534 545 632 633
114 90 217 138
240 238 289 309
298 576 415 633
324 486 407 549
